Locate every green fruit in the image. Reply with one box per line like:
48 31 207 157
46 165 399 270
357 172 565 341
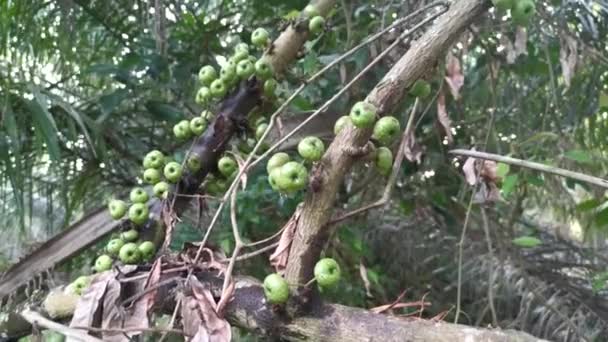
309 16 325 35
130 187 149 203
190 117 208 135
263 273 289 304
235 42 249 54
491 0 514 11
314 258 341 288
200 110 215 121
512 0 535 25
210 79 227 98
195 86 212 105
143 168 161 185
186 155 202 172
232 49 249 63
164 162 183 183
138 241 156 261
143 150 165 169
255 123 269 141
218 156 237 178
173 120 192 140
220 65 237 84
409 79 431 98
238 138 256 154
372 116 401 145
334 115 352 135
94 254 113 272
106 238 125 257
255 58 274 79
128 203 149 225
268 167 282 191
73 276 91 295
263 78 278 97
43 331 65 342
108 199 127 220
375 147 393 176
266 152 290 173
153 181 170 199
302 4 320 18
237 59 255 79
254 116 268 127
297 136 325 162
121 228 139 242
349 101 377 128
198 65 217 86
119 243 141 264
276 161 308 192
251 27 270 47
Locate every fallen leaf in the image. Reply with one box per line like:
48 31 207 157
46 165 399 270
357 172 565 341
180 293 206 341
141 257 163 312
162 202 178 251
403 126 423 164
444 53 464 99
436 92 453 144
560 35 578 88
69 272 114 330
269 205 302 273
359 261 373 298
190 278 232 342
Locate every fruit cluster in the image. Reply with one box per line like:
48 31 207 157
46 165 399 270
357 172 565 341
492 0 536 25
263 257 341 304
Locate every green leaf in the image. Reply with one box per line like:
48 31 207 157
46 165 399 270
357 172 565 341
496 162 510 178
501 174 518 197
99 90 130 117
26 92 60 160
576 198 602 212
564 149 593 164
145 101 184 123
594 207 608 227
512 236 542 248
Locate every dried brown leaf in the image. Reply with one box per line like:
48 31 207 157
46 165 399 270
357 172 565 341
560 35 578 88
359 260 373 298
142 257 163 312
162 203 178 251
69 272 114 329
444 53 464 99
403 127 423 164
371 300 431 314
473 182 502 204
190 279 232 342
269 206 302 273
180 293 205 340
480 160 498 183
462 156 477 185
514 27 528 58
436 92 453 144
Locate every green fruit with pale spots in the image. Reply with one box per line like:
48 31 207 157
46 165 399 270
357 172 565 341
138 241 156 261
143 168 161 185
119 243 141 264
256 123 269 141
121 229 139 242
235 42 249 54
309 16 325 35
73 276 91 295
512 0 535 25
334 116 352 135
187 155 202 172
210 79 227 98
264 79 278 97
94 254 113 272
237 59 255 79
143 150 165 169
375 147 393 176
108 199 127 220
238 138 256 154
372 116 401 145
190 117 208 135
263 273 289 304
129 203 149 225
220 65 237 84
195 86 212 105
268 167 282 191
164 162 183 183
251 27 270 47
106 238 125 257
218 156 238 178
153 181 170 199
198 65 217 86
255 58 274 79
302 4 320 18
173 120 192 140
232 49 249 63
266 152 290 173
349 101 377 128
200 110 215 121
276 161 308 193
409 80 431 98
297 136 325 162
130 187 149 203
314 258 341 288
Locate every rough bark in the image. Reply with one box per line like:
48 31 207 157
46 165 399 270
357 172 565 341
284 0 491 286
1 273 546 342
